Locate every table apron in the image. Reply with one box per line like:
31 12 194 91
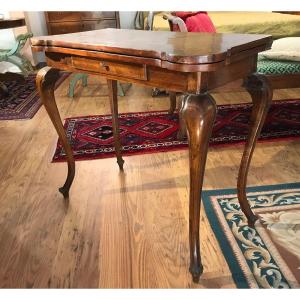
45 52 257 94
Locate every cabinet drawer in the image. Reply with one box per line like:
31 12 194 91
48 20 117 35
48 22 82 35
81 20 117 31
46 12 81 22
71 57 147 81
80 12 117 20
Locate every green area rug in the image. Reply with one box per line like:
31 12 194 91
257 56 300 75
202 182 300 288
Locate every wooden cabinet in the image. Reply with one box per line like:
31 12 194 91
45 12 120 35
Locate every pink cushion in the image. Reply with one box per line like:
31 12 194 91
173 11 216 33
174 11 202 20
185 13 216 33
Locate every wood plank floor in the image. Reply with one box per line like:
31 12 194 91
0 75 299 288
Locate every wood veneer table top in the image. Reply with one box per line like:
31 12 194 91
31 28 272 65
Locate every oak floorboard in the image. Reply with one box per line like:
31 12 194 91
0 75 299 288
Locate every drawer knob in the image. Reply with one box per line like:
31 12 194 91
100 61 110 71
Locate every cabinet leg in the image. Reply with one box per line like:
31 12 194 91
36 67 75 198
182 93 217 283
237 74 273 227
107 79 124 170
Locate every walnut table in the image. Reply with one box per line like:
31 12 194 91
31 28 273 283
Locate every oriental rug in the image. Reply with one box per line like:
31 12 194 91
202 182 300 288
0 72 68 120
52 99 300 162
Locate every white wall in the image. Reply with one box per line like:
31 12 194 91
25 12 47 36
0 11 19 50
25 11 48 64
0 11 29 73
119 11 137 29
0 11 46 67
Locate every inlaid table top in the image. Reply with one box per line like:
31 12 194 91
31 28 272 66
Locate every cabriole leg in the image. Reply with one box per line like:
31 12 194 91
36 67 75 198
177 95 188 140
107 79 124 170
182 93 217 283
168 91 177 114
237 74 273 227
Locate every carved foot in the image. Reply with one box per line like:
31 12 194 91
189 263 204 283
247 214 258 228
59 186 69 198
117 157 125 171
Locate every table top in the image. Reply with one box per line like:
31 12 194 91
31 28 272 65
0 18 26 30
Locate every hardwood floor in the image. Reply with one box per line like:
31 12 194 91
0 75 299 288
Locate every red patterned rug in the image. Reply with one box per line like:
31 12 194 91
0 72 68 120
53 99 300 162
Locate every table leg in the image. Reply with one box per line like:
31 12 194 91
168 91 177 114
36 67 75 198
237 74 273 227
182 93 217 283
107 79 124 170
177 95 187 140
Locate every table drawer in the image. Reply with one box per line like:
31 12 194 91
71 57 147 80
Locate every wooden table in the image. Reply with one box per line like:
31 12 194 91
0 17 25 30
31 28 273 283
